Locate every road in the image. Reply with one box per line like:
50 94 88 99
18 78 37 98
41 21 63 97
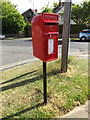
1 39 89 66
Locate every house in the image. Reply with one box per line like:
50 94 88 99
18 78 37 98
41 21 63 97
53 1 76 25
53 2 64 13
22 9 38 37
22 9 38 23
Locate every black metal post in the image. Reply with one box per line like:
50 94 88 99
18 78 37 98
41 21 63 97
43 62 47 104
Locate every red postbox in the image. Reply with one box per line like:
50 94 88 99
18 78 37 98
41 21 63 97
31 13 59 62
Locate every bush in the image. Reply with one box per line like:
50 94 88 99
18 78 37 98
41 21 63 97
24 22 31 37
59 24 88 34
70 24 88 34
24 22 31 31
59 24 63 34
28 24 89 36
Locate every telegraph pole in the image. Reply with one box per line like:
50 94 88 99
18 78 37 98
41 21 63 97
61 0 72 72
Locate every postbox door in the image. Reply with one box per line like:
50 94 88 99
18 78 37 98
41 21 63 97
43 34 58 62
48 35 55 55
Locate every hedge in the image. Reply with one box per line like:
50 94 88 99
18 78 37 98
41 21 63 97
26 24 89 37
5 23 89 36
59 24 89 34
29 24 88 35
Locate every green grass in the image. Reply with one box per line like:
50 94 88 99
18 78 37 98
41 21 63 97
1 57 88 119
5 37 17 40
71 38 80 40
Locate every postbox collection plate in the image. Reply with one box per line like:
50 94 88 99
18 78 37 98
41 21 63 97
48 38 54 54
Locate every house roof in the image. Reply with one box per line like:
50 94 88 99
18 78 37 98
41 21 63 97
22 9 34 18
57 6 64 14
53 2 65 13
54 3 76 25
53 6 62 13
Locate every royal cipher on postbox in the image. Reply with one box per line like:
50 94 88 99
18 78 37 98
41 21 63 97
31 13 59 62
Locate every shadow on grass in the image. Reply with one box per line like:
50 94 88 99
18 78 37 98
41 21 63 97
1 72 43 91
1 68 62 91
48 69 62 76
2 70 37 85
2 102 44 119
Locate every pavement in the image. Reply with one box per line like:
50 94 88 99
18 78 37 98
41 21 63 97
0 58 39 71
1 37 89 119
60 100 90 119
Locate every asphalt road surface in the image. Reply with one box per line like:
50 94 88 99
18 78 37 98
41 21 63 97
1 39 89 66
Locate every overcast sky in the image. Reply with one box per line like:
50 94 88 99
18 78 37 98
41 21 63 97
9 0 84 14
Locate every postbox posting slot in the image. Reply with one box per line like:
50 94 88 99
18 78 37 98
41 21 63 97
45 23 58 25
43 32 59 36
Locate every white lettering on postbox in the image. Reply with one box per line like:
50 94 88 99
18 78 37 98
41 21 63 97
44 15 57 21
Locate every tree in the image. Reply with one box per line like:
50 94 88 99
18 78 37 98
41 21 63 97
41 2 53 13
1 1 26 34
41 2 59 13
71 0 90 25
53 2 59 8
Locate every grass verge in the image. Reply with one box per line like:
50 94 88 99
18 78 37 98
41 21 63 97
4 37 17 40
1 57 88 119
71 38 80 41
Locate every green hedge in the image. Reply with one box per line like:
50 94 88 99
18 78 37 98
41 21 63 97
59 24 88 34
70 24 88 34
26 24 89 37
24 22 32 37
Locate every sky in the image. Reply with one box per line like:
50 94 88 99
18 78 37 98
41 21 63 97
9 0 84 14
